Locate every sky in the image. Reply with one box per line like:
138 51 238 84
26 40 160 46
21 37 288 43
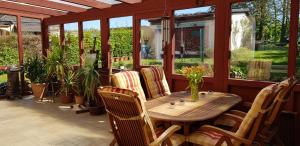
64 6 211 30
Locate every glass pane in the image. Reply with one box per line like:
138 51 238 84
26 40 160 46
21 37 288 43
174 6 215 76
83 20 101 68
21 17 42 60
48 25 60 51
141 18 163 66
109 16 133 70
230 1 289 82
64 22 80 65
0 14 19 67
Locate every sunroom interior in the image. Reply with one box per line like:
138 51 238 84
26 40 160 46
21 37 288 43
0 0 299 145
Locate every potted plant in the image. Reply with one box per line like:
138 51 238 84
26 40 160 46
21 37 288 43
73 71 85 105
60 71 75 104
78 57 103 115
24 54 47 100
46 45 72 103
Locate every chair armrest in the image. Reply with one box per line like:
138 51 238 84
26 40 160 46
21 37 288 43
150 125 181 146
228 110 247 117
200 125 252 145
214 113 244 130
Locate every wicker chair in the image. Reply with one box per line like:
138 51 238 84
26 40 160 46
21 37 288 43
98 86 185 146
186 83 281 146
140 66 171 99
111 71 147 102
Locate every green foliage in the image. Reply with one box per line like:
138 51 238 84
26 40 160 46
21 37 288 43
77 57 100 103
46 45 69 81
62 71 76 95
24 55 47 83
231 47 254 62
230 62 248 79
110 28 133 57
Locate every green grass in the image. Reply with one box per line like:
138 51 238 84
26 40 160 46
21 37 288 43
254 50 289 65
0 74 7 83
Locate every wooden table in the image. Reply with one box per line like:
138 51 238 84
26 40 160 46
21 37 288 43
145 91 242 136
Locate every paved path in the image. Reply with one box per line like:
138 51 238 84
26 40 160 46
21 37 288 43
0 96 113 146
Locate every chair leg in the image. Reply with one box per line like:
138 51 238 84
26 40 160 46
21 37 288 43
110 138 117 146
273 134 284 146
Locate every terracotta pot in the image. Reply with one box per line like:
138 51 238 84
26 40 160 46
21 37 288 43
75 95 84 105
31 83 47 100
60 93 73 104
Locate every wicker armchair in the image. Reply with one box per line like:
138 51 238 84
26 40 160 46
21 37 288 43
140 66 171 99
186 83 281 146
98 86 185 146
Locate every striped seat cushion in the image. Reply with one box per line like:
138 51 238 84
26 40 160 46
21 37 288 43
141 67 171 99
111 71 146 102
187 129 226 146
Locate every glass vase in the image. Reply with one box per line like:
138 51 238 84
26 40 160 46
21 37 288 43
190 82 199 102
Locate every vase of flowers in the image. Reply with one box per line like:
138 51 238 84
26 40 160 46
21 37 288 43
182 65 208 102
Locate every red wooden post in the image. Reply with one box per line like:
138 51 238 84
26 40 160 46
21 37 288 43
166 10 174 90
59 24 65 46
17 15 23 65
133 15 140 70
41 19 48 57
78 21 84 66
101 17 111 85
17 15 25 95
288 0 299 77
213 0 231 92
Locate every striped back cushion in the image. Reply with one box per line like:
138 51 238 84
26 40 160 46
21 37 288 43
141 66 171 99
235 83 280 139
111 71 146 102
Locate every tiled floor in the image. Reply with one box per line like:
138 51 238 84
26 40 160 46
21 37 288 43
0 96 113 146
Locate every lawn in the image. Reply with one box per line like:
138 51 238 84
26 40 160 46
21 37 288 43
0 74 7 83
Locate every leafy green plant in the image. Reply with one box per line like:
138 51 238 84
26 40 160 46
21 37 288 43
24 55 47 83
46 45 69 81
78 57 100 103
61 71 76 96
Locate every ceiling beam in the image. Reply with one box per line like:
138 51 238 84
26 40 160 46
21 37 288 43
117 0 142 4
12 0 86 13
0 1 66 16
62 0 111 9
0 8 49 19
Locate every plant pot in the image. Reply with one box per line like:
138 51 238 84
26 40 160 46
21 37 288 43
75 95 84 105
31 83 47 100
88 105 105 116
60 93 73 104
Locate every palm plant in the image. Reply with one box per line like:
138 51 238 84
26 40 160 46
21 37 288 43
78 57 100 104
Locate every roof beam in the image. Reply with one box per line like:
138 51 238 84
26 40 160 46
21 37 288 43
117 0 142 4
0 8 50 19
12 0 86 13
0 1 66 16
62 0 111 9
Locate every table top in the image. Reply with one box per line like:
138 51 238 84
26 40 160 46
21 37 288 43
145 91 242 122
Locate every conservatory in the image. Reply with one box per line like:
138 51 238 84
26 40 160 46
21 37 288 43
0 0 299 145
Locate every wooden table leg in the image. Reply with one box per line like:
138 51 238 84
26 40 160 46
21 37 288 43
183 122 190 146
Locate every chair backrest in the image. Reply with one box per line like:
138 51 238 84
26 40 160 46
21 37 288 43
234 83 282 144
247 60 272 81
111 71 146 102
140 66 171 99
264 77 297 128
98 86 156 146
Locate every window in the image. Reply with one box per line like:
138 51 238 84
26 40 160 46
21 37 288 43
109 16 133 70
0 14 19 83
83 20 101 68
21 17 42 60
173 7 215 76
140 18 163 66
48 25 60 51
64 22 80 65
230 1 290 82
